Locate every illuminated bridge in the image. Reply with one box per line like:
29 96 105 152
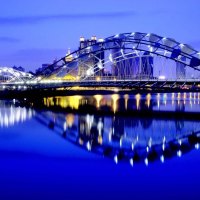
1 32 200 93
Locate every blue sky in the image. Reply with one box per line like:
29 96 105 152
0 0 200 71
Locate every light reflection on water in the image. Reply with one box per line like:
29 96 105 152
0 101 34 127
1 93 200 165
36 110 200 165
43 92 200 113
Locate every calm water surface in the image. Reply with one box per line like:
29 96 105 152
0 93 200 200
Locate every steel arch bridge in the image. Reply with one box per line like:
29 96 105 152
40 32 200 86
0 67 33 83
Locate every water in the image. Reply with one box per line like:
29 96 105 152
0 93 200 199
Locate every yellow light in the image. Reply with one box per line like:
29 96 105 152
66 114 75 127
96 76 101 81
79 138 84 145
124 94 129 110
50 95 83 110
135 94 141 110
146 93 151 108
111 94 119 113
98 135 103 145
94 94 103 109
113 87 119 92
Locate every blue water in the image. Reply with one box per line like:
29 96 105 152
0 94 200 200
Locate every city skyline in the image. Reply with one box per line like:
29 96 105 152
1 0 200 71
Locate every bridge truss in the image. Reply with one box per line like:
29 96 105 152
40 32 200 83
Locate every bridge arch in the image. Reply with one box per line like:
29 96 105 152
0 67 33 83
39 32 200 81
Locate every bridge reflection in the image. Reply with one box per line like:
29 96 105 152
35 106 200 166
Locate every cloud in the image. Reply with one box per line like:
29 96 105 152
0 36 20 43
0 11 136 25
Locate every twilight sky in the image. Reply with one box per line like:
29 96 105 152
0 0 200 71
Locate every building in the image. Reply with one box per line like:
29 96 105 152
65 48 73 63
78 36 104 78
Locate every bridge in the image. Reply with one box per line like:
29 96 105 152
1 32 200 93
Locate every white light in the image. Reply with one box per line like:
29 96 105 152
86 142 91 151
120 138 123 147
163 136 166 143
86 69 92 76
98 38 104 42
108 132 112 142
195 143 199 149
146 146 149 153
180 43 184 48
114 155 118 164
148 137 152 148
160 155 165 163
63 122 67 131
120 49 124 56
131 143 134 150
146 33 151 37
109 54 113 62
158 75 166 80
177 150 182 157
97 61 103 69
149 46 153 52
144 158 148 166
15 72 20 77
130 158 134 167
163 37 167 41
131 32 135 36
114 34 119 38
162 143 165 151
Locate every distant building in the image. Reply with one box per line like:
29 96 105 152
78 36 104 78
65 48 73 63
12 66 25 72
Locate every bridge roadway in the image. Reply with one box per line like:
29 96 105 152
0 79 200 92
